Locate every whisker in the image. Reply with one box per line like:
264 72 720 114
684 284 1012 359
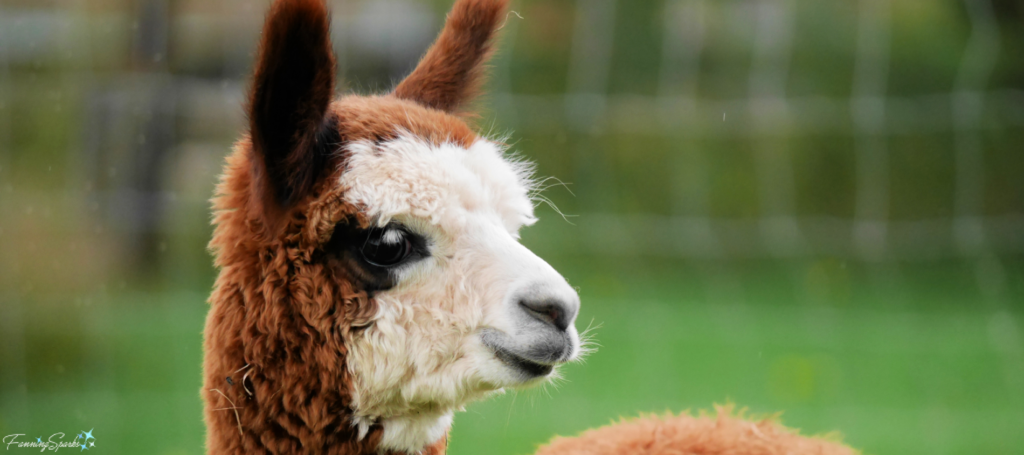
505 390 519 429
531 176 576 197
531 194 577 225
575 318 603 362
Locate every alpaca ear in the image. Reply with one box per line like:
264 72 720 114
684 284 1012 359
248 0 337 218
393 0 509 113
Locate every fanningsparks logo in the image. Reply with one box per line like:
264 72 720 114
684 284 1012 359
3 429 96 452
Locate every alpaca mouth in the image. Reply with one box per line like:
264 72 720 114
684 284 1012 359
480 329 569 379
489 344 554 377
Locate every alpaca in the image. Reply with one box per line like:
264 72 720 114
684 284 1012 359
204 0 577 452
202 0 857 454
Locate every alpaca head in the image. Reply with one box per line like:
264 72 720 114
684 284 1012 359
206 0 581 452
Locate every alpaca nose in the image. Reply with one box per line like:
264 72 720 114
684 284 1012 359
517 285 579 332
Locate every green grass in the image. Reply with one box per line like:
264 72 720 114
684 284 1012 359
451 299 1024 455
1 260 1022 454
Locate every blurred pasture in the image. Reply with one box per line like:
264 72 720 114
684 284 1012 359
1 0 1023 454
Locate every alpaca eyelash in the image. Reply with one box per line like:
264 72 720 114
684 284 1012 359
360 224 431 266
380 229 404 245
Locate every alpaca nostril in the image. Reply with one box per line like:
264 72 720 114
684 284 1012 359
519 299 570 332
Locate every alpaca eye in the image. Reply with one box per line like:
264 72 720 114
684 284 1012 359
361 229 412 267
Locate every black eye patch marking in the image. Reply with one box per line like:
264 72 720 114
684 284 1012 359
323 219 430 293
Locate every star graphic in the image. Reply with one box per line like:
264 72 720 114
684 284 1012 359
81 429 95 441
80 441 88 451
37 437 42 443
90 442 95 447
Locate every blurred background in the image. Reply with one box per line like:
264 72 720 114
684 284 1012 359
1 0 1022 453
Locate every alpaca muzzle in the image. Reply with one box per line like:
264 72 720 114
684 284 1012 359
479 277 581 380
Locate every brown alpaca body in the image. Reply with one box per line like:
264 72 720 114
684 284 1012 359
202 1 858 454
536 409 856 455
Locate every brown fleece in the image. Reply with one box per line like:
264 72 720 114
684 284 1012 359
393 0 509 114
534 407 858 455
204 142 374 455
332 95 477 148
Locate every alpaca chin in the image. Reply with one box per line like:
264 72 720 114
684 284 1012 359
377 412 454 454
